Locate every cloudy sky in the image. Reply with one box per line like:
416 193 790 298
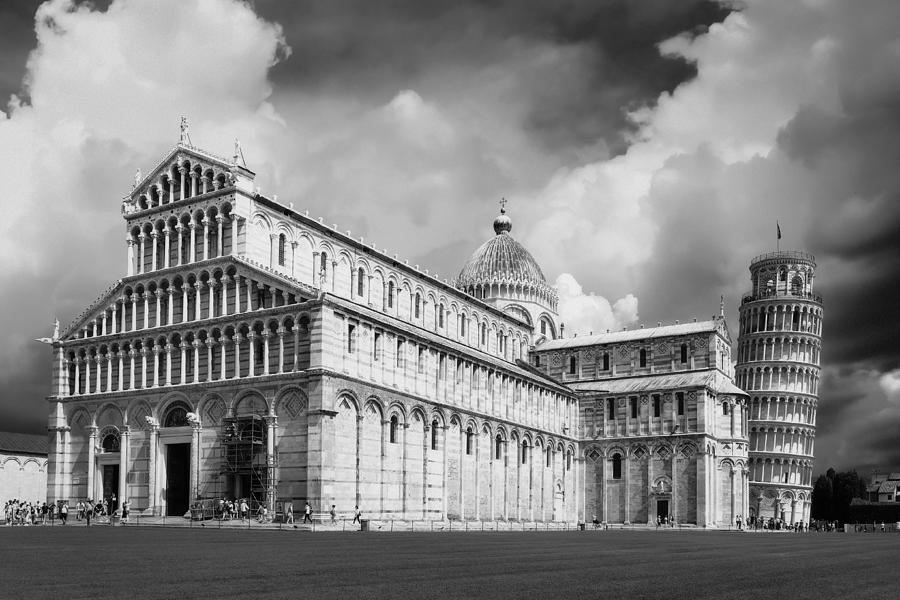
1 0 898 474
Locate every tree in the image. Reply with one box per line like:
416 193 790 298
811 474 833 520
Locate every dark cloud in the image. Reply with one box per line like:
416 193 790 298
254 0 730 157
0 1 42 106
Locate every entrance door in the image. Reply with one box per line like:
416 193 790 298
166 443 191 516
656 500 669 523
102 465 119 511
553 484 564 521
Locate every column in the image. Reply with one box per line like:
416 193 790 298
234 276 242 313
147 420 159 514
140 348 148 388
120 297 128 332
194 283 202 321
231 216 239 256
189 223 197 263
216 215 225 257
84 356 92 394
190 172 198 197
179 167 186 201
219 336 228 380
192 340 200 383
202 175 210 195
262 331 271 375
202 218 210 261
151 230 159 272
155 290 162 327
152 347 160 387
117 351 124 391
277 329 285 373
128 350 136 390
248 333 256 377
221 276 228 317
163 227 171 269
623 454 630 523
105 353 112 392
110 304 117 335
292 327 299 371
167 289 175 325
176 224 184 266
101 313 108 336
206 340 214 382
233 334 241 378
138 233 146 274
182 285 189 323
189 422 202 503
180 343 188 385
127 238 135 276
118 427 129 510
142 293 150 329
166 344 174 385
74 358 81 395
87 426 98 502
312 251 320 287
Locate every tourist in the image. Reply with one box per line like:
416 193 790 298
303 502 312 523
257 504 268 523
85 500 92 527
60 501 68 525
353 505 361 526
330 504 336 524
121 499 129 524
240 499 249 521
285 503 294 524
593 514 601 529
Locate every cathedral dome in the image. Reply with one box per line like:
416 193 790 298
456 207 548 289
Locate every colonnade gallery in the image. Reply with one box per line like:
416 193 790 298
44 132 759 525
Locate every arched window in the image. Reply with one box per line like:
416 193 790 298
163 402 192 427
546 447 552 467
278 233 287 266
387 282 394 308
389 415 398 444
612 453 622 479
415 293 421 319
495 435 503 460
320 252 328 280
779 267 787 282
639 349 647 367
607 398 615 420
676 392 685 415
566 450 572 471
357 267 365 296
521 441 528 464
568 355 577 375
459 314 466 337
431 420 439 450
791 276 803 295
480 323 487 346
100 429 121 453
438 304 444 328
723 403 729 416
466 427 473 455
541 320 547 335
653 395 661 418
602 352 609 371
680 343 688 364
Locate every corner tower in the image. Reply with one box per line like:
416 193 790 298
455 204 559 340
736 250 823 525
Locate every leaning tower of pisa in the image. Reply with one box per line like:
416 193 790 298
736 250 823 525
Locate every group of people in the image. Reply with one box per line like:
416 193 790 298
743 516 811 531
216 499 363 526
3 500 70 525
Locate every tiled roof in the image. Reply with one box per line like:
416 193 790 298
568 370 747 397
0 432 49 456
535 320 719 351
457 231 547 288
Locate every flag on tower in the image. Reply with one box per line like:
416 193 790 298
777 221 782 240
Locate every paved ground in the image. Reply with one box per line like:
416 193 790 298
1 526 896 599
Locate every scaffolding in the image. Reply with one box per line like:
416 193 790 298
221 415 277 511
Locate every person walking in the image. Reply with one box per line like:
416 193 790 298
285 503 294 525
60 501 68 525
353 505 361 525
330 505 336 524
303 502 312 524
120 500 129 525
85 500 92 527
240 499 249 521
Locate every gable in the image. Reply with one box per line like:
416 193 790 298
123 145 255 215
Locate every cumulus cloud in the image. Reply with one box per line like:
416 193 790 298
555 273 638 336
0 0 288 432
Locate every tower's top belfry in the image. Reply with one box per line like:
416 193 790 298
746 250 819 303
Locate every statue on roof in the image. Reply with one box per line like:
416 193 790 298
133 168 142 190
179 116 189 144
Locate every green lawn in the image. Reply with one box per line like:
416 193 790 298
1 527 896 599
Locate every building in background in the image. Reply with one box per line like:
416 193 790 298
736 251 823 524
0 432 48 508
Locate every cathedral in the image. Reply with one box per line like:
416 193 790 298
42 127 813 526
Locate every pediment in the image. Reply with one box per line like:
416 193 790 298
60 280 126 341
122 144 255 215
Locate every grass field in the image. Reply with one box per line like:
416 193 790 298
1 527 896 599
